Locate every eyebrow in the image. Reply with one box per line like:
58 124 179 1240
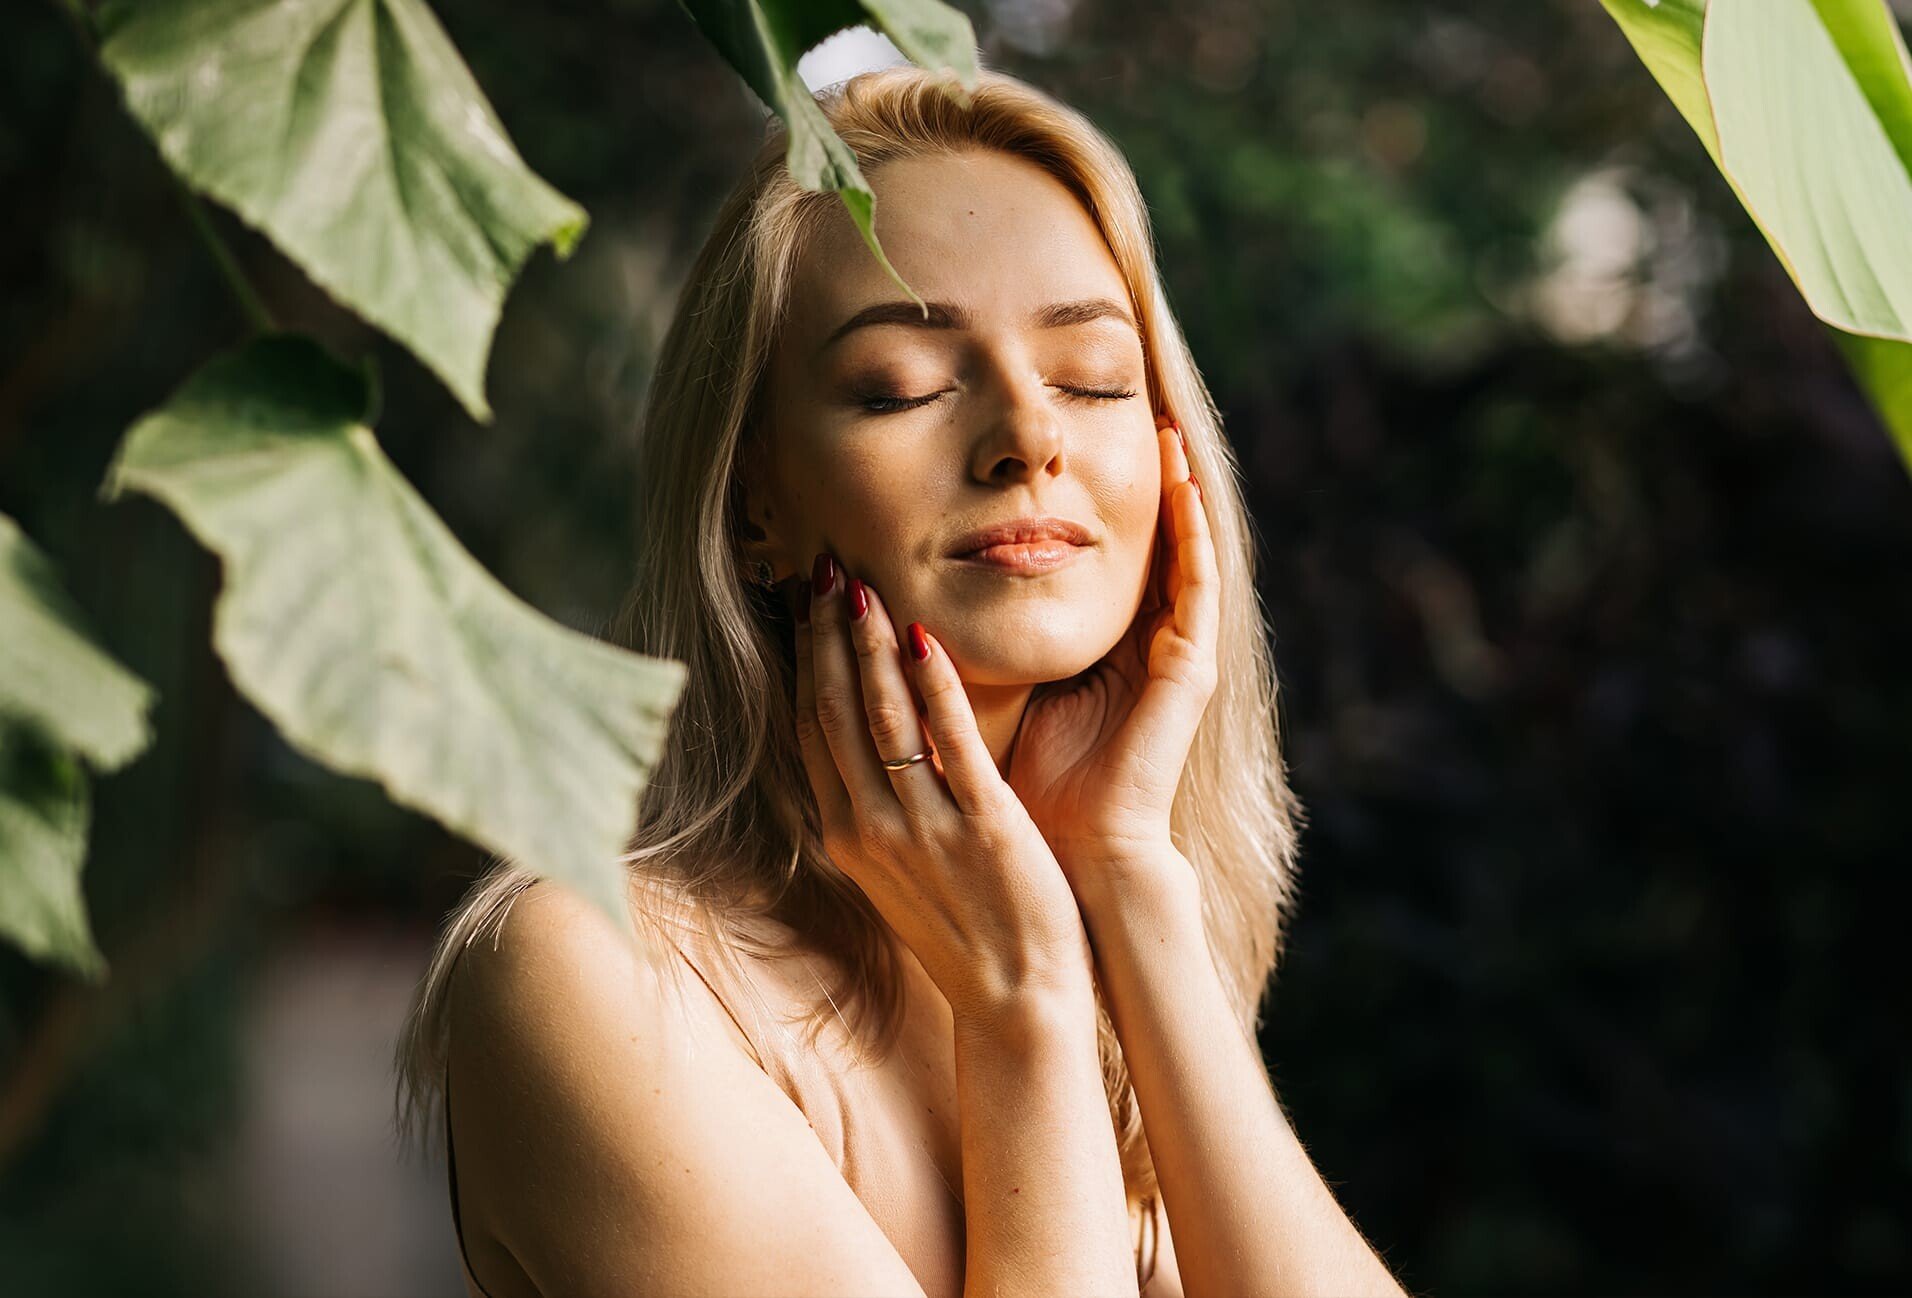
818 296 1142 355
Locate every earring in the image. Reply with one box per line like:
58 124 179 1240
750 557 775 590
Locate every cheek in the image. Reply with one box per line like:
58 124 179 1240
784 441 926 546
1092 453 1164 559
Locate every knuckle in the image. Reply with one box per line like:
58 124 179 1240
852 618 896 658
814 690 857 736
793 707 827 749
896 800 936 844
916 666 957 705
863 700 916 746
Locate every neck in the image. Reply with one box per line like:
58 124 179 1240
960 680 1036 775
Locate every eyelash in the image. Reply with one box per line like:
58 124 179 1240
856 385 1138 415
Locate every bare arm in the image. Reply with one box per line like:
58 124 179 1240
953 982 1137 1297
785 562 1140 1293
1003 419 1409 1296
1077 858 1410 1298
449 882 1138 1298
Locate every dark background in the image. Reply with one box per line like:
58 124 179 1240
3 1 1909 1294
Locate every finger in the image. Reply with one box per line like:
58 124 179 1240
807 553 898 822
845 579 949 823
1164 437 1220 664
790 578 855 841
901 622 1004 819
1153 422 1190 607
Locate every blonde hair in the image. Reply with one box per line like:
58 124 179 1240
394 62 1304 1215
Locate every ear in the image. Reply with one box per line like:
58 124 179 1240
733 446 791 580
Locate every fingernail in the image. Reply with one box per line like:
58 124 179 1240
1188 473 1201 498
907 623 930 662
848 578 868 621
812 552 837 597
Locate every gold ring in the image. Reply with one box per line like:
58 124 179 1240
882 750 932 771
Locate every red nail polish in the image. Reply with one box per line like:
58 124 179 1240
1188 474 1201 498
907 623 930 662
812 552 836 597
848 578 868 620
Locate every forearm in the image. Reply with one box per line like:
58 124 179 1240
953 983 1139 1298
1080 862 1407 1298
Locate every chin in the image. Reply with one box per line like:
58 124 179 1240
932 604 1129 687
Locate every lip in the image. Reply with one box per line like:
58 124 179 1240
947 516 1093 574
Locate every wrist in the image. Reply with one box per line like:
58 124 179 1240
949 973 1099 1048
1061 839 1202 918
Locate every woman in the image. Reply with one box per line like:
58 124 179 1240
395 64 1410 1298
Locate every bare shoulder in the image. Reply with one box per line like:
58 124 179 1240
446 879 926 1298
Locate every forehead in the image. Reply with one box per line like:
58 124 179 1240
784 148 1133 352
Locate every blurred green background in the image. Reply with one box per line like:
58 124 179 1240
3 1 1910 1294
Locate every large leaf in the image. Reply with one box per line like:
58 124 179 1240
1601 0 1912 477
95 0 588 423
1812 0 1912 177
1839 330 1912 464
99 335 688 934
0 517 148 979
0 728 107 981
0 513 156 771
676 0 980 311
1705 0 1912 340
1598 0 1721 165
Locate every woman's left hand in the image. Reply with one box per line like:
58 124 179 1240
1006 414 1219 906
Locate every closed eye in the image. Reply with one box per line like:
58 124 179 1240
856 385 1139 415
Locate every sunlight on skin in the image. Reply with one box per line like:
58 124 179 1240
741 146 1165 773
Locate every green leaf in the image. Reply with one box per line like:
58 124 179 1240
1598 0 1721 165
1838 329 1912 464
0 517 152 977
0 513 156 771
100 335 688 935
1812 0 1912 178
95 0 589 422
0 725 108 981
1704 0 1912 341
676 0 981 311
1601 0 1912 478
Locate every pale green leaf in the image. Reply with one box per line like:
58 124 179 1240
95 0 589 422
1601 0 1912 478
1704 0 1912 340
677 0 981 311
100 336 688 935
1598 0 1721 165
0 725 108 982
0 513 156 771
1812 0 1912 177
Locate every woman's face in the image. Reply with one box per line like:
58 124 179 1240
747 146 1161 688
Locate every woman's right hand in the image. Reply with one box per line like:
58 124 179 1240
791 551 1096 1025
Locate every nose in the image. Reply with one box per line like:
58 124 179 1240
966 355 1065 486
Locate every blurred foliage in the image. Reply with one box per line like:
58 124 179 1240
16 0 697 960
2 0 1909 1294
95 0 591 421
0 515 155 979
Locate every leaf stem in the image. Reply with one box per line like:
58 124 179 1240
49 0 276 334
170 175 277 333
